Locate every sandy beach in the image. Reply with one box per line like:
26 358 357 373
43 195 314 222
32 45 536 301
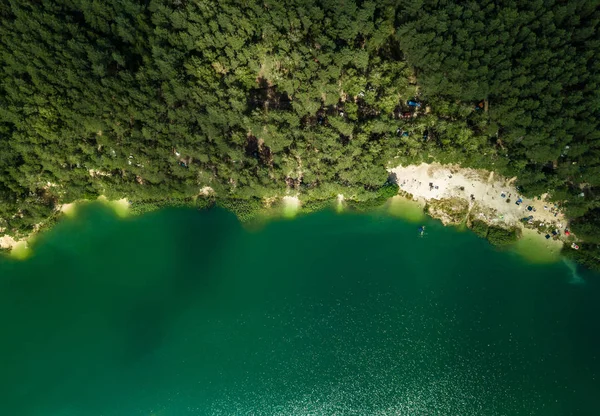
389 163 571 244
0 235 18 250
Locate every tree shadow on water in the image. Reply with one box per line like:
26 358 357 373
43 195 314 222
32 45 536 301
0 206 241 415
112 208 239 365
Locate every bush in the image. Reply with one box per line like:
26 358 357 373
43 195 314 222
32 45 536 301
216 198 264 222
377 182 400 199
345 182 400 212
561 243 600 271
129 198 196 215
346 196 387 212
569 208 600 244
196 196 216 211
487 225 520 246
301 199 334 214
469 219 489 238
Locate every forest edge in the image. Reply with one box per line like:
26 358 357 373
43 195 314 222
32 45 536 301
0 163 587 269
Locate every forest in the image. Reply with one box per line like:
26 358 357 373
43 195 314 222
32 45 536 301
1 0 599 267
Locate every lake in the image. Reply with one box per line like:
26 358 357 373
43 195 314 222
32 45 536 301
1 205 598 415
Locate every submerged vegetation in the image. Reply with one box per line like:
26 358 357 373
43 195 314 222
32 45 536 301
0 1 599 267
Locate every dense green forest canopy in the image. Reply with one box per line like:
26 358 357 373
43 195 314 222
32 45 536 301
1 0 600 265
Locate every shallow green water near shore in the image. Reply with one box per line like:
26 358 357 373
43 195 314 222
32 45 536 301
1 205 599 416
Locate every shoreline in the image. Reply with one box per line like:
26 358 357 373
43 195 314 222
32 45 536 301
0 196 131 257
387 194 564 264
388 163 574 262
512 228 563 263
389 163 567 229
0 165 578 264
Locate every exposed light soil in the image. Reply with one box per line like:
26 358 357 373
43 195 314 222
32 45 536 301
389 163 572 247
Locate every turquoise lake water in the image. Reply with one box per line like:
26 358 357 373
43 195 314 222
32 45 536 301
0 205 599 415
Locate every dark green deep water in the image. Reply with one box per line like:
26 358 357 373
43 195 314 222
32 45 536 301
1 205 599 416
